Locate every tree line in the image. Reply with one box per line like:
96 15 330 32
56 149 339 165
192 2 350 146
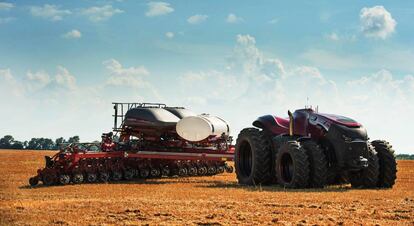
0 135 80 150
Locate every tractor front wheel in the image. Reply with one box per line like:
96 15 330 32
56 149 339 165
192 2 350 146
275 141 310 188
349 145 379 188
371 140 397 188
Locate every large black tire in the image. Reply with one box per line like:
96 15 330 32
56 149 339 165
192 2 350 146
301 140 328 188
271 135 293 183
275 141 310 188
371 140 397 188
349 145 379 188
235 128 272 185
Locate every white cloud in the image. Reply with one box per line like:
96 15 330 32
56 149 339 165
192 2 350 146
145 1 174 17
226 13 243 24
62 29 82 39
55 66 77 90
25 67 77 91
268 18 278 24
325 32 339 41
103 59 150 88
30 4 71 21
165 32 174 39
0 2 13 10
81 5 123 22
0 68 24 97
360 5 396 39
187 14 208 24
26 71 52 87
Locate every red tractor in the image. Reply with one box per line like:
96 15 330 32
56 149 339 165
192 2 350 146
234 108 397 189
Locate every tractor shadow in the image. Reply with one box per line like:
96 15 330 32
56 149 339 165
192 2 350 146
195 181 356 193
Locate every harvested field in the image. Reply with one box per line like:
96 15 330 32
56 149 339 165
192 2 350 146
0 150 413 225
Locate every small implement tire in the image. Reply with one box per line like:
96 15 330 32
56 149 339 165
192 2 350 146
99 172 110 182
112 171 122 181
29 177 39 186
59 174 71 185
235 128 272 185
161 167 170 177
140 168 150 178
86 173 97 183
72 174 84 184
275 141 310 188
124 169 135 180
371 140 397 188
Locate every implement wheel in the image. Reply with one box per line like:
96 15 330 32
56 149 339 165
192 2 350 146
59 174 71 185
73 174 84 184
29 177 39 186
99 172 109 182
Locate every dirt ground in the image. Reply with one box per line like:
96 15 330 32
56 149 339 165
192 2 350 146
0 150 413 226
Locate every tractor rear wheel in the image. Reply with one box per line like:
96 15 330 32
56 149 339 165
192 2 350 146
275 141 309 188
349 145 379 188
301 140 328 188
371 140 397 188
235 128 272 185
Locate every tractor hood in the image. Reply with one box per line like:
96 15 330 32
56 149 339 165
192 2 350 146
316 113 361 128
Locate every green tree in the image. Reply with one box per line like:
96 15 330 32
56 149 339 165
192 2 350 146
68 136 80 143
0 135 14 148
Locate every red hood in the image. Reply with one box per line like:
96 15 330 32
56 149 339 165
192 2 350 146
318 113 361 127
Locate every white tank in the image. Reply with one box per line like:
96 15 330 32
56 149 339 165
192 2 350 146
176 114 230 142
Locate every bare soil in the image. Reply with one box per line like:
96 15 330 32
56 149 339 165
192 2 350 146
0 150 413 225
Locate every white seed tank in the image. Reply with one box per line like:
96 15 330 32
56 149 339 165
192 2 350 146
176 114 230 142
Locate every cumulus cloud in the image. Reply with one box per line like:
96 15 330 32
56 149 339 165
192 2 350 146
0 2 13 10
187 14 208 24
360 5 396 39
103 59 150 88
55 66 77 90
145 2 174 17
165 32 174 39
82 5 123 22
25 67 77 91
62 29 82 39
30 4 71 21
226 13 243 23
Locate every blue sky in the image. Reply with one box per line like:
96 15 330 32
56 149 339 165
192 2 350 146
0 1 413 153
